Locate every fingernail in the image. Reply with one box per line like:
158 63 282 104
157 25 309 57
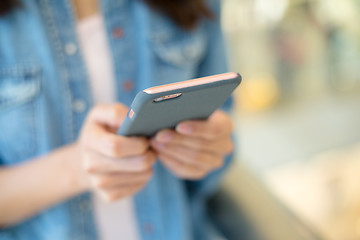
155 131 173 143
177 123 193 134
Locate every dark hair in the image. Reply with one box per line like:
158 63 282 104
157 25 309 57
0 0 21 16
145 0 213 29
0 0 213 30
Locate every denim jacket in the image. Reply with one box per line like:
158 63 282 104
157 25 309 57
0 0 232 239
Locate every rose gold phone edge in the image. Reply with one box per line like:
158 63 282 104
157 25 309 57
143 72 239 94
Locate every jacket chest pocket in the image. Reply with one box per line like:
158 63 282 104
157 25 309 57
0 65 41 165
148 13 207 83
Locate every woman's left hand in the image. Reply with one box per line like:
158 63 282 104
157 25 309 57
150 110 234 180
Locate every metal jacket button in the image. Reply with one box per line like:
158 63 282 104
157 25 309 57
73 99 86 113
65 43 77 55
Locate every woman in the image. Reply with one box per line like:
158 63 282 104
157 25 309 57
0 0 234 239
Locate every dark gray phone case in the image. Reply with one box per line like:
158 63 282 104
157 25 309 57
118 73 242 137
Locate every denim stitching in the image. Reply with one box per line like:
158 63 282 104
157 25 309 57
63 0 93 238
39 0 75 143
0 65 39 75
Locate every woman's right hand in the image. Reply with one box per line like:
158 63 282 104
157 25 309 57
77 104 155 202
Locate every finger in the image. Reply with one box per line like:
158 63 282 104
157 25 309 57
98 182 146 202
152 142 223 170
83 126 149 158
175 110 233 140
158 152 207 180
83 150 156 173
153 130 234 155
90 169 153 189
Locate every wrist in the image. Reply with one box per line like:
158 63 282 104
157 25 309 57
61 143 90 194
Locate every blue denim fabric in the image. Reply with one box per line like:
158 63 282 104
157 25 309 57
0 0 232 239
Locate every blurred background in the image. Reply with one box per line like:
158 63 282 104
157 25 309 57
222 0 360 239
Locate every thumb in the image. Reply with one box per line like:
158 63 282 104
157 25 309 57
89 104 129 129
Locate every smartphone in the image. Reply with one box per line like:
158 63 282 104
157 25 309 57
118 72 242 137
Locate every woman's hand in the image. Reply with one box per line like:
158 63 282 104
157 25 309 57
0 104 155 226
150 110 234 180
78 104 155 202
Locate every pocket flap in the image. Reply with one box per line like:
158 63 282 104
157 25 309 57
148 15 206 68
0 65 41 111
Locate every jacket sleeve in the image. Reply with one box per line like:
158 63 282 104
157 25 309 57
196 0 233 112
186 3 236 238
0 154 4 167
187 0 234 201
